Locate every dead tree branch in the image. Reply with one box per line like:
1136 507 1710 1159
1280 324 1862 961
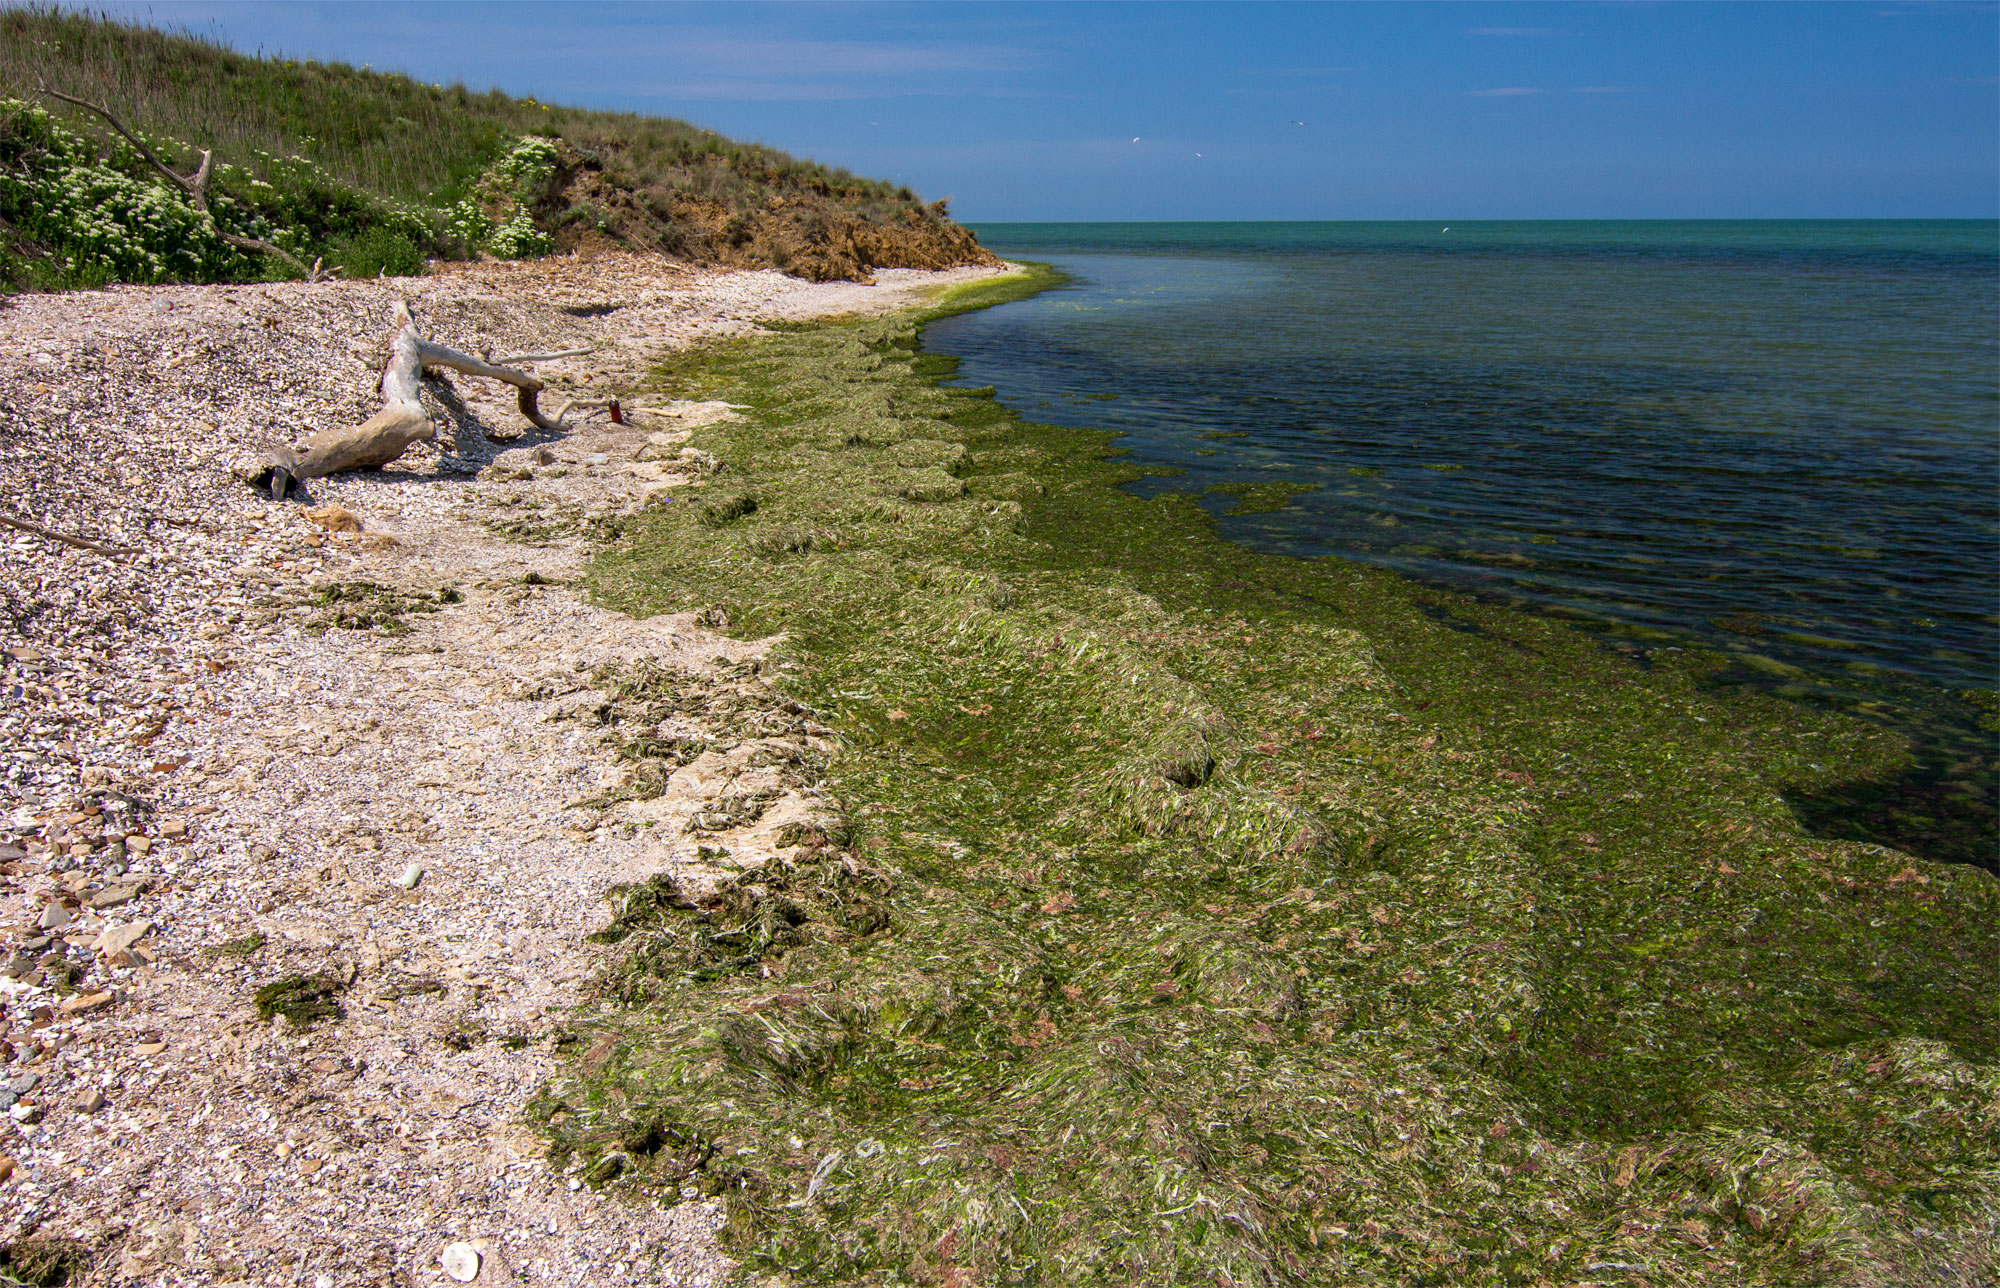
36 83 316 279
35 85 204 205
413 338 563 433
0 512 139 559
217 231 311 277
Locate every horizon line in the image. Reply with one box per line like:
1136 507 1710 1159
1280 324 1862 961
963 215 2000 223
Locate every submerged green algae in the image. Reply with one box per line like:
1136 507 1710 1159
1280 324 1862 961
549 268 1999 1285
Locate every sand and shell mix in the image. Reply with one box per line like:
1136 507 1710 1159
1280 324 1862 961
0 252 1004 1285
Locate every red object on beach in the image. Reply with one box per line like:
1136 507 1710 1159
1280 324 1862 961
608 399 623 424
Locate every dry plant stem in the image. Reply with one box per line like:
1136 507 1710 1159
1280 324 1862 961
555 397 619 426
0 512 137 558
35 82 315 279
496 348 593 365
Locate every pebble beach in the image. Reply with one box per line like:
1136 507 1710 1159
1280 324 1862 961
0 251 1009 1286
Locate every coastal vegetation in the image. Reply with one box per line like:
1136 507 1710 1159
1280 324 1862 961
534 271 1999 1285
0 6 993 292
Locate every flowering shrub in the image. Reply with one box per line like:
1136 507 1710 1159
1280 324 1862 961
469 135 563 258
485 213 552 259
441 196 491 251
490 135 561 193
0 98 239 285
0 106 566 290
224 149 437 255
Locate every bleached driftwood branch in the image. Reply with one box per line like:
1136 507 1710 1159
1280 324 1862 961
250 301 567 498
413 336 564 434
495 347 593 365
555 396 625 426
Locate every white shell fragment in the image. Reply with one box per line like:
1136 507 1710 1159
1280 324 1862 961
396 864 424 889
441 1241 480 1282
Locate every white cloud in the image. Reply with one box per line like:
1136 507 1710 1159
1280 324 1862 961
1467 87 1546 97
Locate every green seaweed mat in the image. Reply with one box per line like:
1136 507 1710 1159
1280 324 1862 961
549 266 1998 1286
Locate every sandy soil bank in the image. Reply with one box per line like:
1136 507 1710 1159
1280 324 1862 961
0 251 1011 1286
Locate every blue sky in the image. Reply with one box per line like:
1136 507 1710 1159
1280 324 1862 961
104 1 2000 220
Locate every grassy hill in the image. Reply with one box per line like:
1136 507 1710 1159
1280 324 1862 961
0 5 996 291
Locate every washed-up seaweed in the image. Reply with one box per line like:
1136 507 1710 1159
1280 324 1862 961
543 268 2000 1286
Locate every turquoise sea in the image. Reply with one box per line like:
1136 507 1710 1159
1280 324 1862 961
940 220 1999 868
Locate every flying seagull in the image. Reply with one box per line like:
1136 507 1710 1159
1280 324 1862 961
1291 119 1308 125
1132 137 1141 143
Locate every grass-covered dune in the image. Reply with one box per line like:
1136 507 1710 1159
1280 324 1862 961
531 270 2000 1285
0 5 994 290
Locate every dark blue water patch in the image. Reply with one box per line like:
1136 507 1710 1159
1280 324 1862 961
970 219 2000 278
930 221 1999 868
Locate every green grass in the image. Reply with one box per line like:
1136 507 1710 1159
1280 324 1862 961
0 6 984 289
533 269 2000 1285
0 5 908 211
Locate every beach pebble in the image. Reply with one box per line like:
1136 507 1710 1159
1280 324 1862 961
94 920 151 956
87 882 141 909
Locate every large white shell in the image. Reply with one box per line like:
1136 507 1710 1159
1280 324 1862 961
441 1242 481 1282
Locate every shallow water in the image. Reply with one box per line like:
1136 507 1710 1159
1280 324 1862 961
938 220 2000 866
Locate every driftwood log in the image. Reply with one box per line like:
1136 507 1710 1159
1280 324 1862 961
252 301 569 499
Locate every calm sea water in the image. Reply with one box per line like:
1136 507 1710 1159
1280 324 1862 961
938 220 2000 865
